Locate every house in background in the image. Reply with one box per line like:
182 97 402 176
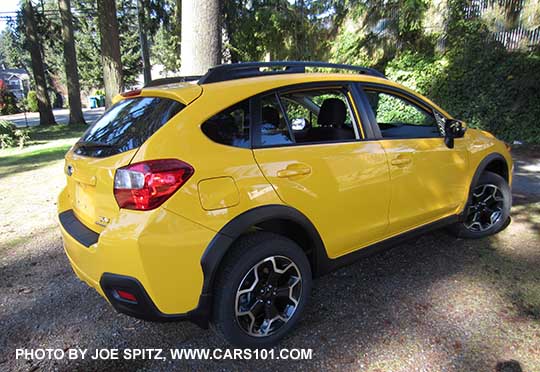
0 67 30 100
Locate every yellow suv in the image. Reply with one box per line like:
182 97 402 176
58 62 512 347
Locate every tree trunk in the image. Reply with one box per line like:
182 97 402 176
22 0 56 126
180 0 221 76
97 0 123 107
58 0 86 125
137 0 151 84
175 0 182 37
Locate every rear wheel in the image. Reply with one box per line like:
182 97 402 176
211 232 311 348
449 171 511 239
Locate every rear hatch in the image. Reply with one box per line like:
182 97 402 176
64 95 186 233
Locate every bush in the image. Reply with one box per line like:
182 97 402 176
0 86 20 115
435 22 540 143
385 27 540 143
26 91 39 112
385 51 447 97
0 119 29 149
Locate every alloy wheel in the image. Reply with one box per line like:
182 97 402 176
464 183 504 232
235 255 302 337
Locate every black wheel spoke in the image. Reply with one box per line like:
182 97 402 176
264 301 278 319
251 299 264 317
267 270 280 286
275 286 290 298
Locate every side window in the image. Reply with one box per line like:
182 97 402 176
279 98 312 131
253 94 294 147
201 100 250 148
364 90 441 139
268 88 358 145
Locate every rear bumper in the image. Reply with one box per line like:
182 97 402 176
99 273 212 326
58 188 217 327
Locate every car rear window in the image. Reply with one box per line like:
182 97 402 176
74 96 184 157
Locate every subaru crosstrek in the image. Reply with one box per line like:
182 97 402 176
58 62 513 347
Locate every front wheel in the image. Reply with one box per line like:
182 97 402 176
449 171 512 239
211 232 312 348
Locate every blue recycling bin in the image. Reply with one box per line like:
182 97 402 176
89 96 99 109
97 95 105 107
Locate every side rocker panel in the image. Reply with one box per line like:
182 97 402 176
199 205 459 314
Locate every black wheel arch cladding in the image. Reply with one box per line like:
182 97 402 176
465 152 510 214
200 205 326 298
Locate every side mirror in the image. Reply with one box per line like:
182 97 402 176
444 119 466 149
291 118 307 130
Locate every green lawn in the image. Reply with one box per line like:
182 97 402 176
26 123 88 143
0 124 86 177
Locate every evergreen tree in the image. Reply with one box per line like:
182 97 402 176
117 0 143 87
150 0 181 74
97 0 123 106
58 0 86 124
137 0 152 84
0 29 29 70
222 0 334 62
21 0 57 125
73 0 103 91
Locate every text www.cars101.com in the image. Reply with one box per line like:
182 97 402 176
171 348 313 360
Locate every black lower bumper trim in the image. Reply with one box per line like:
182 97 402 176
100 273 210 328
59 210 99 247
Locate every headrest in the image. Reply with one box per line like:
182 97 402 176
262 106 280 127
318 98 346 128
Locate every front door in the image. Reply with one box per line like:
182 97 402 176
360 86 469 236
251 84 391 258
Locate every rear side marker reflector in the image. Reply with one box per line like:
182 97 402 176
116 289 137 302
114 159 194 211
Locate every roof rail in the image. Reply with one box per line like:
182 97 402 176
144 75 201 88
198 61 386 84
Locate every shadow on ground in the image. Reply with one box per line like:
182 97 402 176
1 204 538 371
0 147 538 371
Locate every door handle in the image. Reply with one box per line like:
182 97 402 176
277 167 311 178
390 156 412 166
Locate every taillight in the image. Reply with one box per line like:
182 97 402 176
114 159 194 210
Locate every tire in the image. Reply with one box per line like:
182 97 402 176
449 171 512 239
211 232 312 348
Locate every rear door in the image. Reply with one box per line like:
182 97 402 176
251 84 391 258
64 96 185 232
358 84 469 235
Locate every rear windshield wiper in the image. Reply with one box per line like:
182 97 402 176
75 140 117 149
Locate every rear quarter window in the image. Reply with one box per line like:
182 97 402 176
201 100 250 148
75 96 184 157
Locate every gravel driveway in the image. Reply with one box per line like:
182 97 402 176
0 147 539 372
